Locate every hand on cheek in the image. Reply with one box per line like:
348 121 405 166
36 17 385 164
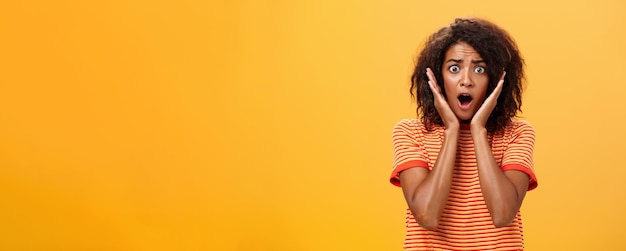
470 71 506 132
426 68 459 130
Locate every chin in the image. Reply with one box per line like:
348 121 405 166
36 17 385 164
456 114 473 122
453 108 476 122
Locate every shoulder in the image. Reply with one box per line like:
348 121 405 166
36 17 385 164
392 119 424 140
509 120 533 128
502 120 536 142
393 119 429 134
508 120 535 133
394 118 423 129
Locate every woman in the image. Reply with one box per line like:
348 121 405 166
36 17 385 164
390 17 538 250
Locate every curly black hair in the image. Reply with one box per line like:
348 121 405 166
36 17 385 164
410 17 525 133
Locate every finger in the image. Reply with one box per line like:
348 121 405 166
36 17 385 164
427 80 440 98
425 68 441 93
494 71 506 97
492 76 505 97
426 68 433 81
426 68 437 85
485 78 505 104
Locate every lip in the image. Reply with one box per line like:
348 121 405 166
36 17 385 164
457 92 472 111
457 99 472 110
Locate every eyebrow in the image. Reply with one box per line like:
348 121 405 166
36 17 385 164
445 59 486 64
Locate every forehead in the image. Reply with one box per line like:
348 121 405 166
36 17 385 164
444 41 482 60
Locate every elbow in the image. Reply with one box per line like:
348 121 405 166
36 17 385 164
415 214 440 230
407 196 442 230
408 204 440 230
409 206 440 230
488 204 519 228
418 220 439 230
492 215 515 228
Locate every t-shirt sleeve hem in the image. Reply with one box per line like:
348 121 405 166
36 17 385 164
502 163 538 191
390 160 429 187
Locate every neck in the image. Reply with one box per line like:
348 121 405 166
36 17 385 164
460 121 471 130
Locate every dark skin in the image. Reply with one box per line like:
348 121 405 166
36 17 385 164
399 43 530 230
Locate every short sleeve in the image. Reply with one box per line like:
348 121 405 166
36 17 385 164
389 119 430 187
501 121 539 191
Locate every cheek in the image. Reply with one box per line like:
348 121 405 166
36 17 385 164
475 76 489 98
476 85 488 101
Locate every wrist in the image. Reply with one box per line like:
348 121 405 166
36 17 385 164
444 124 460 137
445 120 460 130
470 125 487 138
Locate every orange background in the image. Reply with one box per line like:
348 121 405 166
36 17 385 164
1 1 625 250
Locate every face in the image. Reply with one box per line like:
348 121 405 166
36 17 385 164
442 41 489 122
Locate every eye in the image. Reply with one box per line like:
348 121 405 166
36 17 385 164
474 66 486 73
448 65 460 73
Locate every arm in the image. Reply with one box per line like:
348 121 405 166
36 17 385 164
397 68 460 230
471 128 529 227
399 127 458 230
470 72 530 227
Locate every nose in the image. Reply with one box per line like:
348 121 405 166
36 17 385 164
460 69 473 87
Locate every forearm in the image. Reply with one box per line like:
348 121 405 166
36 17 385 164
408 128 458 229
472 128 522 227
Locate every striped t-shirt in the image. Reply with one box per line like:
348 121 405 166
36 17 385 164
390 119 538 251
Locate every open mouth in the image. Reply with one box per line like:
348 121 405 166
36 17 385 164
457 93 473 110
